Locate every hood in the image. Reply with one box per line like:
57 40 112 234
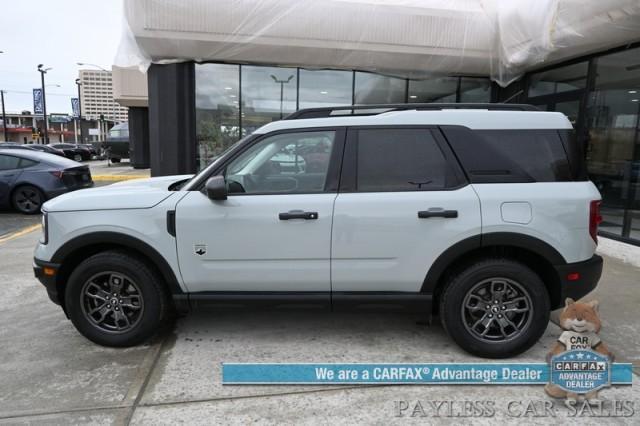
43 175 194 212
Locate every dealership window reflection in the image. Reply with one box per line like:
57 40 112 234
242 66 297 135
586 48 640 240
195 63 240 170
299 69 352 109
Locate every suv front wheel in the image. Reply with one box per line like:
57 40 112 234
439 258 550 358
65 250 170 347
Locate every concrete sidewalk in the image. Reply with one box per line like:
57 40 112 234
0 231 638 424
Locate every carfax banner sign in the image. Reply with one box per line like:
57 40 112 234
222 362 632 385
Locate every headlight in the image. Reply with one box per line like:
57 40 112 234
40 212 48 245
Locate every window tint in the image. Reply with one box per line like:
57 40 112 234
474 130 573 182
0 155 20 170
442 127 577 183
225 131 335 194
355 129 456 191
19 158 38 168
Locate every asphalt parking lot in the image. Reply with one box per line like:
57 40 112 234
0 225 639 424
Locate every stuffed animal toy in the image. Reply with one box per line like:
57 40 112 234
544 298 614 405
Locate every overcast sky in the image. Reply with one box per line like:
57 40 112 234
0 0 122 114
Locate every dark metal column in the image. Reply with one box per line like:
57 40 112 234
147 63 197 176
128 107 150 169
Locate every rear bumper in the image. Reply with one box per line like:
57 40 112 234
553 254 603 309
33 258 62 306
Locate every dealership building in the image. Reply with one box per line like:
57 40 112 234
113 0 640 245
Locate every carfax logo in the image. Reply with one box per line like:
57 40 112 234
545 298 615 404
550 350 610 394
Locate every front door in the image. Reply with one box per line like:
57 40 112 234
175 129 342 293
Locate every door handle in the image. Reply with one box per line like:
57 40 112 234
279 210 319 220
418 208 458 219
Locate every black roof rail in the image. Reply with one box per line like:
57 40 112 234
284 103 540 120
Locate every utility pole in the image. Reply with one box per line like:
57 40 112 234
1 90 7 142
75 78 83 143
37 64 52 144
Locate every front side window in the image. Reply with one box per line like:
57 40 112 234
355 128 457 192
224 131 335 194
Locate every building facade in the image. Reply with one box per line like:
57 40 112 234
79 69 129 123
112 0 640 245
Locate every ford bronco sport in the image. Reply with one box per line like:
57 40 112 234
33 104 603 358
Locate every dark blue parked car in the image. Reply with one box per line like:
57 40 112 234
0 149 93 214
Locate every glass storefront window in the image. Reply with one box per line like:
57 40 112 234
241 66 297 134
459 77 491 103
299 69 353 109
408 77 457 103
354 72 406 104
528 62 588 97
586 48 640 240
195 63 240 170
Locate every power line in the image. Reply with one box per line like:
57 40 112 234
0 89 75 97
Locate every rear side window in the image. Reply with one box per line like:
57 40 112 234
355 128 460 191
441 127 580 183
18 158 38 168
0 154 20 170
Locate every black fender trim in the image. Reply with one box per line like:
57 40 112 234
420 232 566 293
51 232 184 295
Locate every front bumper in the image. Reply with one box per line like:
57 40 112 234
553 254 603 308
33 258 62 306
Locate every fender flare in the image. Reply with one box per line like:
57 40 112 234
51 231 184 294
421 232 566 294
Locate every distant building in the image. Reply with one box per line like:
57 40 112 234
79 69 129 123
0 111 104 144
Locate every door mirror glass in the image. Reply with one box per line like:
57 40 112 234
205 176 227 200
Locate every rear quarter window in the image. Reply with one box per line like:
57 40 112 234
441 127 581 183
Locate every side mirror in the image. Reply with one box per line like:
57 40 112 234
205 176 227 201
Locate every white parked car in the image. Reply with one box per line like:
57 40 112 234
33 104 603 358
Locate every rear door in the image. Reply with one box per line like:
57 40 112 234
331 127 481 292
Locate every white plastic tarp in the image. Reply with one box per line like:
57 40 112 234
115 0 640 86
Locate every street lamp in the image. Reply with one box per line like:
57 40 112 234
37 64 52 144
75 78 84 143
270 74 294 119
1 89 7 142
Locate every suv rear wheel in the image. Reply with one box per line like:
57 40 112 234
439 258 550 358
65 250 170 347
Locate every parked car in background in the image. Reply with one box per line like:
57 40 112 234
79 144 99 159
49 143 92 162
0 142 34 151
25 144 67 157
0 149 93 214
102 122 130 163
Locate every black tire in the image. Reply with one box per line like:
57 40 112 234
65 250 170 347
439 258 550 358
11 185 45 214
